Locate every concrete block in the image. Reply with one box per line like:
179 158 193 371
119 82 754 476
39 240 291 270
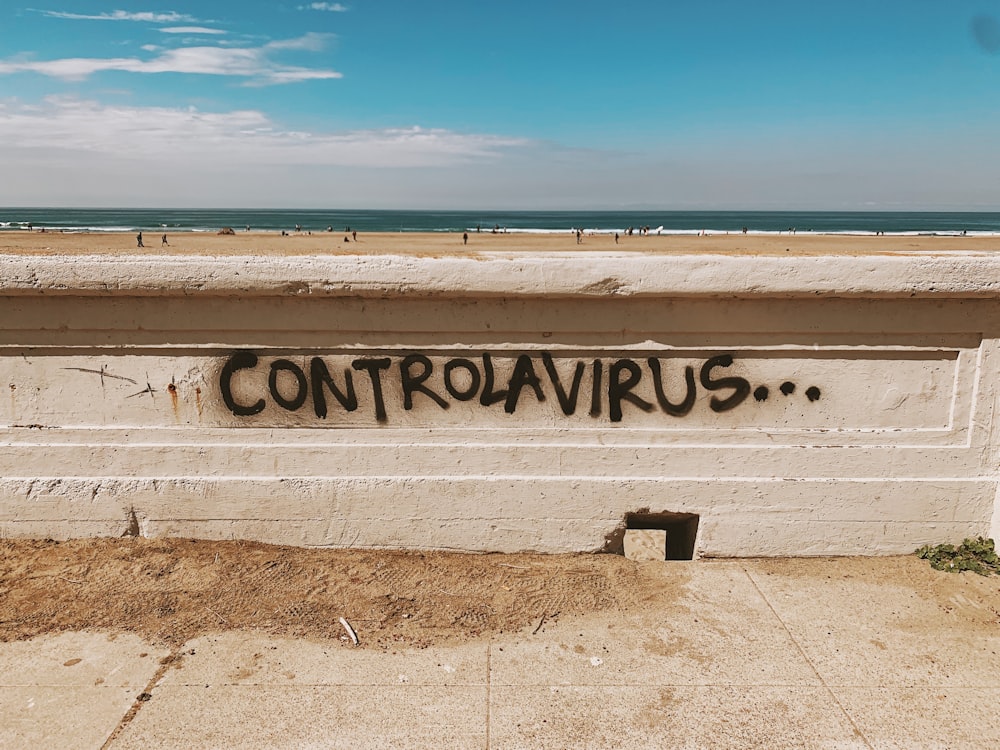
623 529 666 561
0 633 166 750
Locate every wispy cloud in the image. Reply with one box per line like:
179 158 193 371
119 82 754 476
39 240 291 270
37 10 197 23
0 97 531 167
0 34 341 85
265 32 331 52
300 3 349 11
160 27 226 36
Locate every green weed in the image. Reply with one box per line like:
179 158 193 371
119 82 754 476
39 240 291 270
916 537 1000 576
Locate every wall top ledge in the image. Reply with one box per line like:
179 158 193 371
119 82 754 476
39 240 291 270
3 251 1000 299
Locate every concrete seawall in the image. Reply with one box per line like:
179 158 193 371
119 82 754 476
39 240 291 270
2 250 998 556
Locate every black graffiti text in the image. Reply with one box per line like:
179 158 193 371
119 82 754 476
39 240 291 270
219 350 820 424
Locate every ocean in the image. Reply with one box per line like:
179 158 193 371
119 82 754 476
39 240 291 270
1 208 999 237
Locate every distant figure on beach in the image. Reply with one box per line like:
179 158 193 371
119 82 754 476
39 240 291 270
136 232 144 248
352 231 357 241
615 232 619 244
161 234 168 246
576 229 582 244
245 225 250 232
463 232 468 245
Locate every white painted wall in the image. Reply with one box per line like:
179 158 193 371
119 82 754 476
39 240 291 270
1 252 998 556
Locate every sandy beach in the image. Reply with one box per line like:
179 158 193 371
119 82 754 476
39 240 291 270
1 229 998 257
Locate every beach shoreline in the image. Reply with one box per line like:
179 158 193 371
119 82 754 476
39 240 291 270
2 230 999 257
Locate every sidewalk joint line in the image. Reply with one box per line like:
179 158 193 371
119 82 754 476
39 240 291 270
485 640 492 750
742 566 875 750
100 645 183 749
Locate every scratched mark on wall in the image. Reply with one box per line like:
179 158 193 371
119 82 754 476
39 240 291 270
218 350 822 424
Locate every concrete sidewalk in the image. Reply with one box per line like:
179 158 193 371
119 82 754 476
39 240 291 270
2 558 999 749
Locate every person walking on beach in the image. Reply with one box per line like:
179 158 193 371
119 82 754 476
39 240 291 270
615 232 619 244
136 232 144 248
161 234 168 246
463 232 468 245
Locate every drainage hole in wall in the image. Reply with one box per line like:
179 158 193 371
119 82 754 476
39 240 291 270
620 511 699 561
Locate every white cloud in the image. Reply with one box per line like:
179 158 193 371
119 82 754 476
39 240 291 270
301 3 349 11
264 32 332 52
38 10 196 23
160 27 226 35
1 100 996 209
0 34 341 85
0 97 531 168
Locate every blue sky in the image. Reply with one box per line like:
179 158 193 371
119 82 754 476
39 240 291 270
0 1 998 209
